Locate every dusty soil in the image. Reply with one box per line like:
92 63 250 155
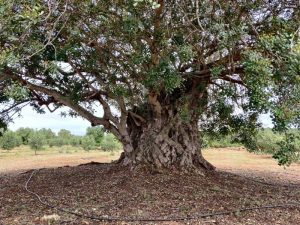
0 148 300 225
204 147 300 185
0 148 119 174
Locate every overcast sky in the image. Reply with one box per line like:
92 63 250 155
8 106 90 135
8 105 273 136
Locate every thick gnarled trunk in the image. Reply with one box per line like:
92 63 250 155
118 114 215 173
116 78 214 173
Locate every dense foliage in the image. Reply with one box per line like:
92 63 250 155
0 0 299 168
100 133 122 152
0 130 21 150
86 126 105 145
81 135 97 151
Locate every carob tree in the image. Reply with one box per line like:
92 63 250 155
0 0 300 172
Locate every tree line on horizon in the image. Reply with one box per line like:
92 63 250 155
0 126 121 154
1 126 299 164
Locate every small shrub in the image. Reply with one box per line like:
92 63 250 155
49 138 65 147
86 126 104 146
28 132 45 155
100 133 121 152
70 137 81 147
37 128 56 144
0 131 22 150
203 134 240 149
81 136 96 151
57 129 72 144
15 127 34 145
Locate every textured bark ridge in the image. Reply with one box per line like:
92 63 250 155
118 109 215 173
116 77 215 173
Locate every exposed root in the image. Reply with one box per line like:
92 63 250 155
116 153 213 176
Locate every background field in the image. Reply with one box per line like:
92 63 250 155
0 145 120 174
1 146 299 183
1 127 300 174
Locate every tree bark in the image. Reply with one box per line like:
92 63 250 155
118 109 215 173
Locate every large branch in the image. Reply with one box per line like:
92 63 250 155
5 71 111 126
18 77 123 140
26 83 106 125
220 75 245 86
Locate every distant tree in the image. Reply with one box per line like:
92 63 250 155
100 133 121 152
49 138 64 148
48 139 55 148
86 126 104 146
38 128 56 143
0 131 22 151
70 136 81 147
57 129 72 145
16 127 34 145
28 132 45 155
81 136 96 151
58 129 72 138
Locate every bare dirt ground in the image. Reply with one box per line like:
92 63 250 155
0 147 300 225
205 147 300 185
0 146 119 174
